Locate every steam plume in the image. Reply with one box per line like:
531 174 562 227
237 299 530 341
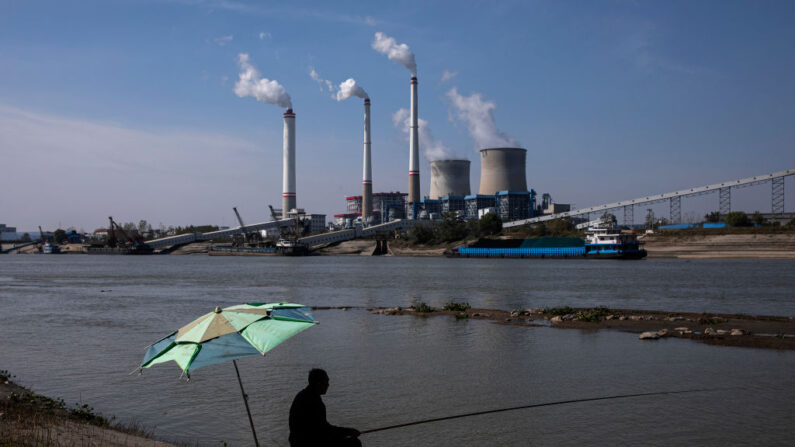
446 87 517 148
393 108 460 161
309 68 334 93
371 32 416 75
335 78 369 101
234 53 292 109
309 69 369 101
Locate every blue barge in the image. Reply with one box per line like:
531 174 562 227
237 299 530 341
447 224 647 260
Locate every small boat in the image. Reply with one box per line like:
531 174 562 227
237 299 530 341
584 221 647 259
275 238 310 256
42 242 61 254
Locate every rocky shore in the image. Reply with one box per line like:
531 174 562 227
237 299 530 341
363 305 795 350
0 371 175 447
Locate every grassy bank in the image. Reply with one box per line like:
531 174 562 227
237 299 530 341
0 370 176 447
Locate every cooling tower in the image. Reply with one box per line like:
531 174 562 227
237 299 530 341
478 147 527 195
362 98 373 219
282 109 296 218
429 160 471 199
408 76 420 204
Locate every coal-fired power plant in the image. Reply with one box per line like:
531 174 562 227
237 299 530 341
408 76 420 204
478 147 527 195
282 109 296 218
429 160 471 199
362 99 373 219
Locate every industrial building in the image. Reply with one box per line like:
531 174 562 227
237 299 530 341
338 192 408 226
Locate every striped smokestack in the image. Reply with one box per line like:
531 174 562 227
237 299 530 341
408 76 420 205
362 98 373 220
282 109 296 218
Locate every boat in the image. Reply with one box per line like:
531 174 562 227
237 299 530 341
446 237 586 258
275 238 310 256
42 242 61 254
208 238 310 257
444 221 646 260
583 221 647 259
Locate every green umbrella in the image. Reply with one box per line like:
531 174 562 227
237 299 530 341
139 302 317 446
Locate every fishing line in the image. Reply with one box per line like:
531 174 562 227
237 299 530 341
360 388 727 435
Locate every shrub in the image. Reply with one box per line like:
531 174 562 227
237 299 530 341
725 211 751 227
443 301 471 312
410 224 435 244
576 307 610 322
478 213 502 236
412 299 435 313
542 306 574 315
704 211 722 223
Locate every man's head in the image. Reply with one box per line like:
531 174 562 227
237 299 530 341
308 368 329 395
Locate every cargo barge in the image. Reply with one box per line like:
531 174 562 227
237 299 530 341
447 223 646 260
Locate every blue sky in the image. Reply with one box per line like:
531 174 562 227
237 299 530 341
1 0 794 230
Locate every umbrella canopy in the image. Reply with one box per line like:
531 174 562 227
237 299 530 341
140 302 316 378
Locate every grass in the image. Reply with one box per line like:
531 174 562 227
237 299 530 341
0 371 169 447
698 317 723 325
576 307 610 322
412 299 435 313
443 300 471 312
542 306 574 316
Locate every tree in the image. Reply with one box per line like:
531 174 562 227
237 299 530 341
547 218 574 236
21 233 31 242
645 209 656 229
437 212 468 242
751 211 764 226
725 211 751 227
138 220 152 237
409 224 435 244
53 229 67 244
478 212 502 236
704 211 722 223
601 212 617 225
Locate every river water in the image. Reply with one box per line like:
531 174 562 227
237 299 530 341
0 255 793 446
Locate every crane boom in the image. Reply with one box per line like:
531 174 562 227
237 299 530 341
232 207 248 235
268 205 280 222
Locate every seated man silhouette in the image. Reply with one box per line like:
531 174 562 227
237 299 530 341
289 368 361 447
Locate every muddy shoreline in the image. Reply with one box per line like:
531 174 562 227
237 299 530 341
346 306 795 350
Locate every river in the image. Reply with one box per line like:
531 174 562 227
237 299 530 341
0 255 793 446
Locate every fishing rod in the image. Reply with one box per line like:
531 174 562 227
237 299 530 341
361 388 725 435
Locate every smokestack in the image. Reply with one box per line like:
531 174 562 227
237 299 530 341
430 160 471 199
282 109 296 218
479 147 527 195
362 99 373 220
408 76 420 204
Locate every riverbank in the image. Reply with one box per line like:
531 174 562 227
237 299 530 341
4 232 795 258
642 232 795 259
363 305 795 350
0 371 176 447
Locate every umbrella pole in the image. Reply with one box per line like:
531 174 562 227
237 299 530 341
233 360 260 447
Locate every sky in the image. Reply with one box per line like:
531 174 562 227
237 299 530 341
1 0 794 231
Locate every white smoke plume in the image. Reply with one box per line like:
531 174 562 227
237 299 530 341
309 68 334 93
371 32 417 76
446 87 517 148
392 108 462 161
335 78 369 101
234 53 292 109
309 69 368 101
